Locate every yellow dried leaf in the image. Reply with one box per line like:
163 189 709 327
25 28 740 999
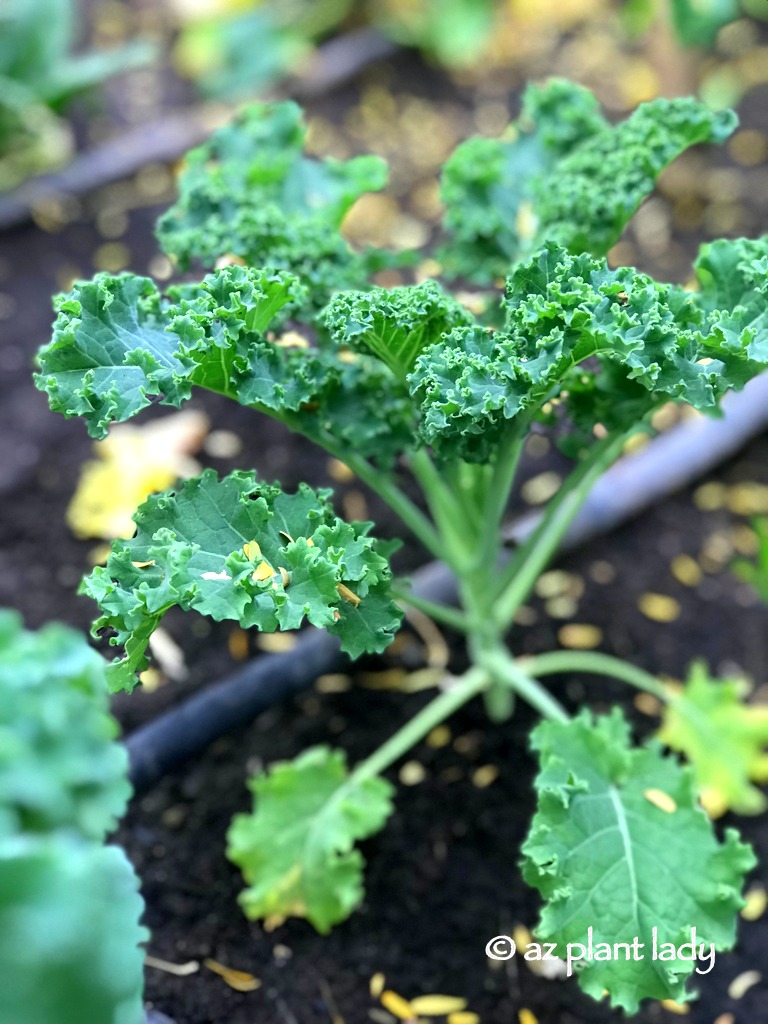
471 765 499 789
145 954 200 976
380 990 416 1020
670 554 702 587
741 885 768 921
203 958 261 992
660 999 689 1014
637 593 681 623
727 970 761 1000
518 1010 540 1024
243 540 262 561
369 972 386 998
251 561 274 582
67 411 208 540
448 1013 480 1024
557 624 603 649
410 994 468 1015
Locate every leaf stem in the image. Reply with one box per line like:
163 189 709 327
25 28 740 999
395 590 469 633
340 449 444 560
483 424 526 557
409 448 475 573
347 666 489 785
479 646 570 723
521 650 670 702
493 433 629 629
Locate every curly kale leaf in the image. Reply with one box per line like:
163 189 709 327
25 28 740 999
35 265 418 465
0 611 130 843
438 79 735 282
323 280 475 378
439 79 605 282
536 96 737 256
34 265 305 438
228 746 393 932
522 710 754 1012
0 836 147 1024
156 101 389 314
409 239 768 462
84 470 403 691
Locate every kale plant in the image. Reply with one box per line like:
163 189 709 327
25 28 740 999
0 611 146 1024
35 80 768 1012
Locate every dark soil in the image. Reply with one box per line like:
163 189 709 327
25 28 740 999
2 38 768 1024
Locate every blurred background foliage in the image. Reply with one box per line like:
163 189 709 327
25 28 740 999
2 0 766 330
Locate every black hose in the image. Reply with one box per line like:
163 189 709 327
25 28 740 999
125 374 768 793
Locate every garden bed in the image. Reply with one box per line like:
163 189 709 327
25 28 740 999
3 41 768 1024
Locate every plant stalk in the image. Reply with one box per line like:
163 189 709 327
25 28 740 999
494 433 630 628
521 650 670 702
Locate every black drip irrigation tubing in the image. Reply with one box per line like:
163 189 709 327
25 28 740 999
125 373 768 794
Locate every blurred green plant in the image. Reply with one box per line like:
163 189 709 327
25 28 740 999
732 518 768 603
173 0 502 98
0 611 146 1024
0 0 153 190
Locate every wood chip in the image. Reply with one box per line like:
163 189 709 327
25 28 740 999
521 472 562 505
145 954 200 976
426 725 451 749
471 765 499 789
399 761 427 786
693 481 727 510
203 958 261 992
315 673 352 693
670 554 702 587
727 969 762 1000
369 972 386 999
659 999 689 1014
741 885 768 921
410 995 468 1015
557 624 603 649
637 593 681 623
634 693 661 716
255 632 297 653
380 990 415 1020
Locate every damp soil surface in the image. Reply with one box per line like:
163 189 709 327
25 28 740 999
3 46 768 1024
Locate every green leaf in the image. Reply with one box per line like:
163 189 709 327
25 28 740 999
438 79 735 281
34 265 304 439
439 78 606 282
534 97 736 257
156 101 389 315
0 610 130 842
323 280 475 377
732 517 768 604
227 746 394 932
35 263 420 466
658 662 768 817
522 709 755 1013
0 835 146 1024
409 239 768 462
83 470 403 691
670 0 740 47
